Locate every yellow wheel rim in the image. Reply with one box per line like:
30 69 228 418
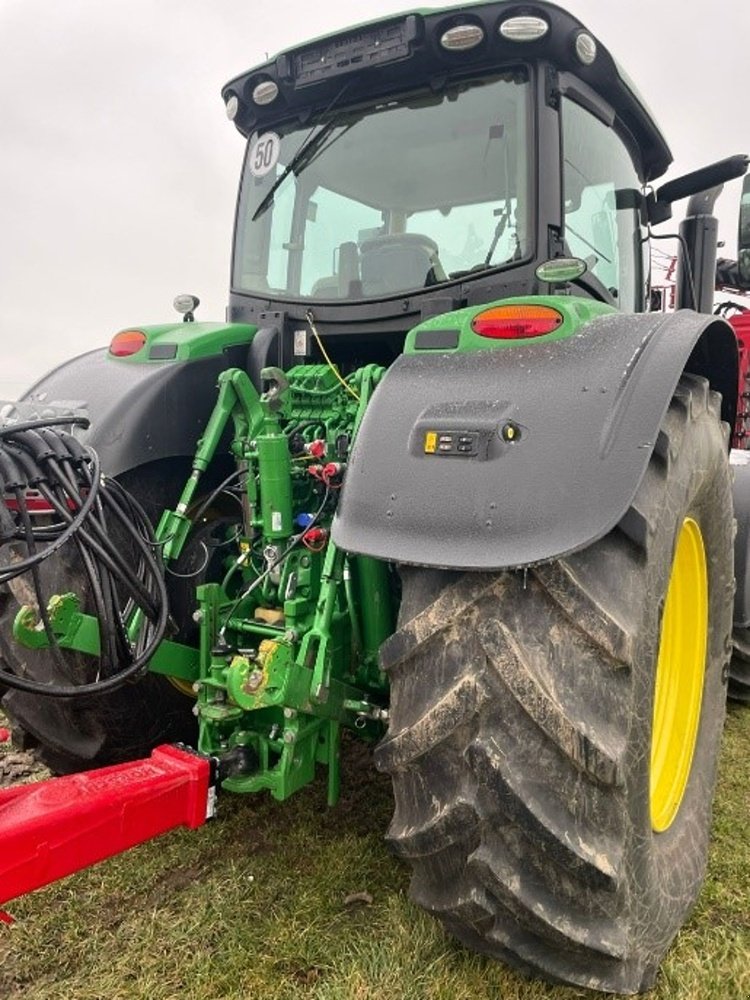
650 517 707 833
168 676 197 699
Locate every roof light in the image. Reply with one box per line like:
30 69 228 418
575 32 597 66
535 257 587 283
499 15 549 42
252 80 279 106
440 24 485 51
110 330 146 357
471 304 563 340
225 95 239 120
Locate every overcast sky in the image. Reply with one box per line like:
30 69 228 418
1 0 748 398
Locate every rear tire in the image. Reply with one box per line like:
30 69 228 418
375 375 733 993
729 630 750 703
0 462 197 773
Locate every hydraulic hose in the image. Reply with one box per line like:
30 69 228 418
0 419 170 698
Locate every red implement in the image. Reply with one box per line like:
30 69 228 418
0 744 213 908
730 312 750 446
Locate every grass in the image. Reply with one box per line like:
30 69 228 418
0 709 748 1000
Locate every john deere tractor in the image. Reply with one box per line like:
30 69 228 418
2 3 750 993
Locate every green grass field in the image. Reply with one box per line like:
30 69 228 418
1 708 748 1000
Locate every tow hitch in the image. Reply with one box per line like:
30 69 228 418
0 744 215 917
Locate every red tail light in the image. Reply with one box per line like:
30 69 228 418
471 304 563 340
110 329 146 357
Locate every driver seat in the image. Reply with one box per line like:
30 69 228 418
360 234 446 295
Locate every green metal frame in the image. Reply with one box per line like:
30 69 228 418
13 360 393 805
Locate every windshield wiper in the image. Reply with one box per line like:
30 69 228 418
484 206 510 266
251 82 354 223
251 117 341 222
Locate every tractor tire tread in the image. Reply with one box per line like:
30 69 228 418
376 375 732 993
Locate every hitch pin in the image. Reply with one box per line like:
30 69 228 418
343 699 389 725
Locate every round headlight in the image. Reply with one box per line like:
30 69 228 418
499 16 549 42
253 80 279 106
225 95 239 120
440 24 485 51
575 32 597 66
174 294 200 315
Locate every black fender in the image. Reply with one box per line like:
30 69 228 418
20 344 250 477
333 310 737 570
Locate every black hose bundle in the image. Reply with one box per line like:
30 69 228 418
0 417 168 698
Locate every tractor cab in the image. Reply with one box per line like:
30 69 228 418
224 3 750 374
223 2 673 368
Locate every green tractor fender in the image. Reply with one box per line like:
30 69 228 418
333 309 737 569
19 321 257 477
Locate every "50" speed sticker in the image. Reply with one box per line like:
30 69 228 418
249 132 281 177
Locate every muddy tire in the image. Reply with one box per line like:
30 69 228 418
375 375 733 994
0 462 197 773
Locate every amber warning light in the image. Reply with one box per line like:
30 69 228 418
471 304 563 340
110 329 147 357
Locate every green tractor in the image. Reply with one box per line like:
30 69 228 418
1 2 749 993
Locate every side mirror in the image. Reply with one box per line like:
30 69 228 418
738 174 750 289
648 153 749 224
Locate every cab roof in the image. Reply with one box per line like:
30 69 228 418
222 1 672 182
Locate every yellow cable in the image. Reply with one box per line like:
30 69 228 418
306 312 360 401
